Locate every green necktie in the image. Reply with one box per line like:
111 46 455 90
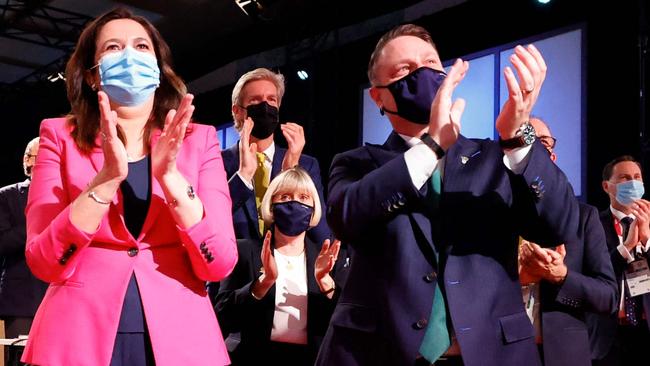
253 152 269 236
419 169 451 363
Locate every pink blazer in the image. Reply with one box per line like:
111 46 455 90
22 118 237 366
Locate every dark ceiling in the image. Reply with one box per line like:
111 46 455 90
0 0 448 87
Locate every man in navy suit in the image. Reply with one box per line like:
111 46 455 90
315 24 580 366
518 118 617 366
221 68 330 244
0 137 48 365
587 155 650 366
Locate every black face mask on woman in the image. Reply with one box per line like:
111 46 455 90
375 67 447 125
272 201 313 236
246 101 280 139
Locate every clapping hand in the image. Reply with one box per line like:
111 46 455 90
496 44 547 140
152 94 195 180
428 58 468 151
519 239 567 285
280 122 305 171
238 117 258 182
315 239 341 298
97 91 128 181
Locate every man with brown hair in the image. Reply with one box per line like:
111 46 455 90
316 24 580 366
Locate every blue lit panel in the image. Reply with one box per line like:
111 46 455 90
499 29 583 195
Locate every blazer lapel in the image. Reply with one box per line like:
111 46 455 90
368 132 437 265
271 146 285 179
306 238 319 294
442 134 482 194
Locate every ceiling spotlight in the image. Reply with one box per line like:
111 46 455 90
537 0 551 4
297 70 309 80
47 72 66 82
235 0 276 20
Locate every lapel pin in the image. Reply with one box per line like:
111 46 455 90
461 156 469 165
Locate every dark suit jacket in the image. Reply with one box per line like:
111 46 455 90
215 237 346 364
315 132 581 366
537 203 617 366
587 208 650 361
221 142 331 244
0 180 48 317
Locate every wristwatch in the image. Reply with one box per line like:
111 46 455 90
499 122 536 149
420 133 445 159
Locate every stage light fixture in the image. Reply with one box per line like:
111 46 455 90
297 70 309 80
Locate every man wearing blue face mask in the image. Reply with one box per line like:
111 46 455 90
316 24 581 366
588 156 650 366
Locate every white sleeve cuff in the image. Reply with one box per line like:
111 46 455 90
617 243 636 263
502 145 533 174
641 239 650 252
404 143 439 190
236 171 254 190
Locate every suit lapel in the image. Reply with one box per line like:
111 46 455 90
442 134 482 194
271 146 285 179
368 132 438 262
599 210 620 252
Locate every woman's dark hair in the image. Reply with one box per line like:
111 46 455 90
65 7 187 153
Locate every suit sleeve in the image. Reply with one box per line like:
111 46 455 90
552 205 618 315
511 141 580 247
175 126 238 282
0 185 26 256
25 120 98 282
326 149 423 244
215 239 264 336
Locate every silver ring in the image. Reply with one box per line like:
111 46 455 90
100 132 108 141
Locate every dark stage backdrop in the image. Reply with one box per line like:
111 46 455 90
0 0 647 212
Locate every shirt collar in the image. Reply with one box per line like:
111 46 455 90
610 205 635 221
397 133 421 148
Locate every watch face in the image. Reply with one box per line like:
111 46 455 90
521 123 536 145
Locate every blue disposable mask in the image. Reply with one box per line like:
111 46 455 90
616 180 645 205
375 67 447 125
98 47 160 107
272 201 313 236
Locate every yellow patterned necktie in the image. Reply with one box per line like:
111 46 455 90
253 152 270 236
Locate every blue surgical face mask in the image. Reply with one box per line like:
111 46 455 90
272 201 313 236
98 47 161 107
616 180 645 205
375 67 447 125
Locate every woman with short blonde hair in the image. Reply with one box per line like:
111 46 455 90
216 166 345 366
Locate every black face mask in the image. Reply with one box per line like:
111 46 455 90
272 201 313 236
375 67 446 125
245 101 280 139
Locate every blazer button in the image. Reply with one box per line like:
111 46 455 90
424 272 437 283
127 247 139 257
414 319 428 330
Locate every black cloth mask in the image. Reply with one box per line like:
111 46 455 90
376 67 447 125
246 101 280 139
272 201 313 236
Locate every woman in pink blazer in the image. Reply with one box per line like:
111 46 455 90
21 8 237 366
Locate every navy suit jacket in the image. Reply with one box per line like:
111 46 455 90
0 180 48 318
587 208 650 361
221 142 331 245
537 203 617 366
215 237 346 364
316 132 580 366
